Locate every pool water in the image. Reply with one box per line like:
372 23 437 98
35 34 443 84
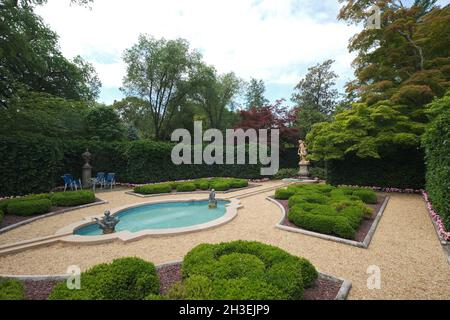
75 200 230 236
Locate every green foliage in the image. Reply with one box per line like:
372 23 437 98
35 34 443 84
210 181 229 191
49 257 159 300
279 184 374 239
85 106 126 142
179 241 318 300
0 193 50 213
176 182 197 192
6 199 52 216
134 183 172 195
0 210 3 225
51 191 95 207
423 95 450 229
274 188 296 200
244 78 268 109
273 168 298 180
309 167 326 180
0 278 25 300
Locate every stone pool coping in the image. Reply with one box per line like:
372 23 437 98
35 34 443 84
0 260 352 300
125 184 261 198
268 196 390 249
0 199 108 235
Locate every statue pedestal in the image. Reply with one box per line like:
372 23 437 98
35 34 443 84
299 163 310 178
82 164 92 189
209 201 217 209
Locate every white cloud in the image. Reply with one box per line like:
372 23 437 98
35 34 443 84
36 0 361 100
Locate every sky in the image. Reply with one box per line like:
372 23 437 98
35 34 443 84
36 0 365 105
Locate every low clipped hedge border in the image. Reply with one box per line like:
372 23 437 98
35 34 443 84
49 257 159 300
0 190 96 217
0 278 25 300
275 184 375 240
166 241 318 300
133 178 249 195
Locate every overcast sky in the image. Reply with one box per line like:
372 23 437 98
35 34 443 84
36 0 367 105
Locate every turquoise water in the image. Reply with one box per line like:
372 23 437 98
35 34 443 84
75 200 230 236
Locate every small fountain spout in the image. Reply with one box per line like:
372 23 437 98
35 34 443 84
209 189 217 209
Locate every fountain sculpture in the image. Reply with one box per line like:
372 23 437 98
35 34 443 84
95 210 120 234
209 189 218 209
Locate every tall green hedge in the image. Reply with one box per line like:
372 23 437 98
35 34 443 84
326 147 425 190
422 109 450 229
0 136 263 196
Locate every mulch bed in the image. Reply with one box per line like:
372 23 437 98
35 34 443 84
0 199 105 230
22 263 342 300
274 194 387 242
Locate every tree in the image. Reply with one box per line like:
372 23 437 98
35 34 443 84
292 59 339 139
235 99 299 146
0 0 93 8
245 78 269 109
85 106 126 141
122 35 201 139
0 5 101 107
189 64 242 130
338 0 450 105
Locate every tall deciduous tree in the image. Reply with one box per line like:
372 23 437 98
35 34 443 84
292 59 339 138
245 78 269 109
122 35 201 139
189 64 242 130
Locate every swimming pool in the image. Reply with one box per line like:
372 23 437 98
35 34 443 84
75 200 230 236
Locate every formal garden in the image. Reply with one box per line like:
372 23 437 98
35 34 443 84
0 0 449 302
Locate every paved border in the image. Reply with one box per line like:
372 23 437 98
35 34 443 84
0 261 352 300
125 184 261 198
0 199 108 235
268 196 390 249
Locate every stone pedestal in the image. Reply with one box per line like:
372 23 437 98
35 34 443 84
82 164 92 188
299 163 310 178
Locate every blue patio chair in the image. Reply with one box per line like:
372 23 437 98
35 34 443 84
104 173 116 189
62 174 82 191
93 172 105 190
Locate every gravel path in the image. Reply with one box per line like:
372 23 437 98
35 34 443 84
0 182 449 300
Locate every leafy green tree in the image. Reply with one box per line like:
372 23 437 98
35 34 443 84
189 64 242 130
122 35 201 139
292 59 339 139
0 5 101 107
245 78 269 109
339 0 450 105
1 0 93 8
85 106 126 141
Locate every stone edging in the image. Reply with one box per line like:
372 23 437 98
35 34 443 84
0 261 352 300
268 196 390 249
125 184 261 198
0 199 108 235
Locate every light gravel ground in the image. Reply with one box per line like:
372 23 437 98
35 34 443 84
0 182 449 300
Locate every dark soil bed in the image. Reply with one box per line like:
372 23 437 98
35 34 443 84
0 198 104 230
274 194 387 242
22 263 342 300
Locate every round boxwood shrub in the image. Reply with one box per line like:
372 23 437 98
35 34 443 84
210 181 230 191
49 257 159 300
134 183 172 195
227 178 248 188
273 168 298 180
0 193 51 214
180 241 318 300
197 181 210 190
7 199 52 216
51 191 95 207
0 278 25 300
352 189 377 204
176 182 197 192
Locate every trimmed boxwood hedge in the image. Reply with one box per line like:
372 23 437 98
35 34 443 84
422 107 450 230
6 199 52 216
0 278 25 300
169 241 318 300
276 184 376 239
49 257 159 300
176 182 197 192
134 183 172 195
51 191 95 207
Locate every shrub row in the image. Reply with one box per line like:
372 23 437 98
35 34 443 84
49 257 159 300
0 210 3 225
275 184 375 239
0 278 25 300
422 107 450 230
170 241 318 300
134 178 248 195
0 190 95 216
